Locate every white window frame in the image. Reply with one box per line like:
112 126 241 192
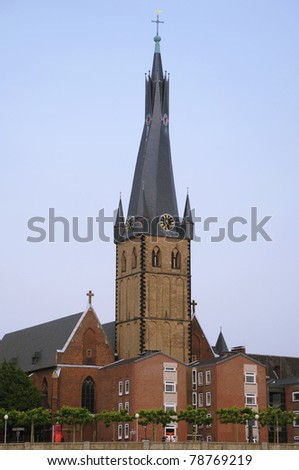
293 411 299 428
124 423 129 439
192 392 197 407
125 401 129 412
207 435 212 442
198 371 203 386
192 369 197 385
245 372 256 384
118 402 123 412
198 392 204 408
118 424 122 440
206 370 211 385
165 381 176 393
292 391 299 402
165 402 176 412
206 391 212 407
118 380 123 396
165 365 176 372
245 393 257 406
206 413 212 428
125 379 130 395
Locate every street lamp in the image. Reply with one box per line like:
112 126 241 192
135 413 140 442
255 414 259 443
4 415 8 444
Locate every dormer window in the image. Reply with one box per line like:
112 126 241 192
32 351 41 364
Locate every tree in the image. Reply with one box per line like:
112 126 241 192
138 409 177 442
178 406 213 441
96 409 132 441
26 408 52 443
216 407 255 442
0 360 42 411
56 406 93 442
258 407 295 443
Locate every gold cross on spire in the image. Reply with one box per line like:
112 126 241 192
152 9 164 36
86 290 94 305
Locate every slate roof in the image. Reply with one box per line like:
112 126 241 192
102 321 115 353
0 312 83 373
248 354 299 380
268 377 299 387
189 353 266 369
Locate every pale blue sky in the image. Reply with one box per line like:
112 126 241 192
0 1 298 356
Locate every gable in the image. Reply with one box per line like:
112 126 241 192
57 308 114 366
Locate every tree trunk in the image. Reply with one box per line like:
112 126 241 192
30 420 35 443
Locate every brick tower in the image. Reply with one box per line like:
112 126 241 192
114 20 194 363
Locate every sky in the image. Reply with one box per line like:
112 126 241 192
0 0 298 357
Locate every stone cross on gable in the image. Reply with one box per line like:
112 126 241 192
86 290 94 305
191 299 198 315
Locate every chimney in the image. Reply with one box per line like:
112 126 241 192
231 346 246 355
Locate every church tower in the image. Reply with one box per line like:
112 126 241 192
114 17 194 363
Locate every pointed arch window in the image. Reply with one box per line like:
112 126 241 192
82 377 95 413
121 251 127 272
171 248 181 269
152 246 161 267
42 377 49 408
131 247 137 269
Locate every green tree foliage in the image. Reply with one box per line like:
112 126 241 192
138 409 177 441
0 407 51 442
258 407 296 443
0 360 42 411
26 408 52 443
56 406 93 442
96 409 132 441
216 407 255 442
178 406 213 441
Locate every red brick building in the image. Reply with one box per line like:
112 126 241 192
189 353 268 443
98 352 188 442
0 305 115 441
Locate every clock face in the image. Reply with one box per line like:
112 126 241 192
159 213 175 231
126 216 135 231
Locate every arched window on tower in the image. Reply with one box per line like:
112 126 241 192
132 247 137 269
82 377 95 413
171 248 181 269
152 246 161 267
121 251 126 272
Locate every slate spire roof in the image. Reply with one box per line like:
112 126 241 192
127 34 178 225
114 31 196 242
214 329 229 356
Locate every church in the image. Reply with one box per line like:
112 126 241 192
1 17 298 444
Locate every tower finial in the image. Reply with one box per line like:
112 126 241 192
152 9 164 36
